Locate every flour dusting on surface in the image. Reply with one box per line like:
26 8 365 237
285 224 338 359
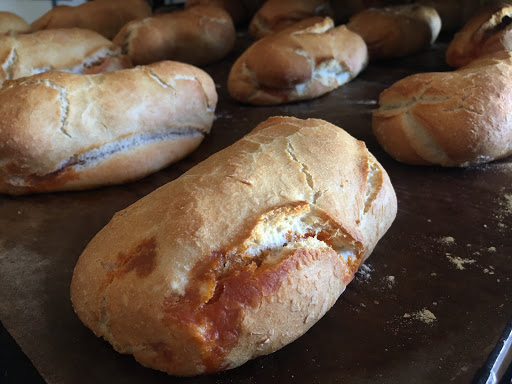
413 308 437 324
356 263 373 281
384 275 395 289
403 308 437 324
439 236 455 245
445 254 476 270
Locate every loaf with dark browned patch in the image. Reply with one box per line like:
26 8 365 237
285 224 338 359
70 116 397 376
113 5 236 66
347 4 441 60
0 28 132 85
0 61 217 194
228 17 368 105
30 0 152 40
373 50 512 166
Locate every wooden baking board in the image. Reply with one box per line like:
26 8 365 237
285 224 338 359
0 34 511 383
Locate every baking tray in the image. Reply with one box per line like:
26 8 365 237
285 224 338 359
0 33 511 383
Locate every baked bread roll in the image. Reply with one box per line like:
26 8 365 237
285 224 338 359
329 0 407 23
249 0 332 39
228 17 368 105
372 51 512 167
70 116 397 376
416 0 489 31
113 5 236 66
0 28 131 85
346 4 441 60
184 0 264 25
446 2 512 67
0 61 217 195
0 11 29 35
30 0 152 40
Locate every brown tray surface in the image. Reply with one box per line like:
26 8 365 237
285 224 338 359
0 35 511 383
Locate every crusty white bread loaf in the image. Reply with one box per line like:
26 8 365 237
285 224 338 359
0 61 217 195
347 4 441 60
184 0 264 25
373 50 512 167
113 5 236 67
249 0 332 39
329 0 406 23
0 28 131 85
446 2 512 67
0 11 29 35
30 0 152 40
70 116 397 376
228 17 368 105
416 0 488 31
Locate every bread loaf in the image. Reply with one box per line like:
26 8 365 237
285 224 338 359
0 11 29 35
184 0 264 25
347 4 441 60
373 51 512 167
446 3 512 67
30 0 152 40
249 0 332 39
329 0 407 23
228 17 368 105
113 5 236 66
416 0 488 31
0 28 131 85
70 116 397 376
0 61 217 195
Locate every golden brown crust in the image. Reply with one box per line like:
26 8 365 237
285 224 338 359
446 3 512 67
0 28 132 85
347 4 441 60
373 50 512 167
0 11 29 35
228 17 368 105
70 116 397 376
113 5 236 66
30 0 152 40
184 0 264 25
0 61 217 194
249 0 332 39
416 0 489 32
330 0 411 23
